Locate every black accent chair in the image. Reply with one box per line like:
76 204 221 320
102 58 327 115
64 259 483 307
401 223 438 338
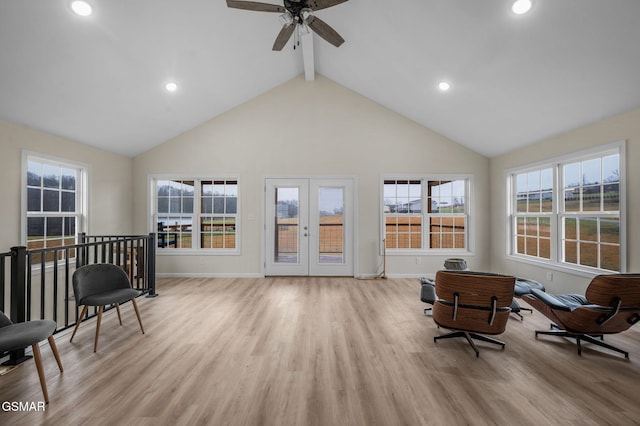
0 311 63 403
420 277 437 316
510 278 546 320
70 263 145 352
523 274 640 359
421 259 467 316
432 270 515 357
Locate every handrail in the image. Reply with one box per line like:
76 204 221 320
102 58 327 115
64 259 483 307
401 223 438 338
0 233 156 365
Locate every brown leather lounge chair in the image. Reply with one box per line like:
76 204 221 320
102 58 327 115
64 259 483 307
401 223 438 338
523 274 640 359
432 270 516 357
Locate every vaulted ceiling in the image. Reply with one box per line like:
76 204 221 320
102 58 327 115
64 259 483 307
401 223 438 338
1 0 639 158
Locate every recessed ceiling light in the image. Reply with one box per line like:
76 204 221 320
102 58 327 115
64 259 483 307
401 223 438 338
71 1 93 17
512 0 532 15
165 82 178 93
438 81 451 92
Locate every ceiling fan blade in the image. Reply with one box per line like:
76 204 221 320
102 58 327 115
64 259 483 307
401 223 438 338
307 0 349 11
306 16 345 47
226 0 285 13
272 24 296 51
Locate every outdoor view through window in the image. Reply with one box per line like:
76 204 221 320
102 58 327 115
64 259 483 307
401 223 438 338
383 179 467 250
512 151 620 271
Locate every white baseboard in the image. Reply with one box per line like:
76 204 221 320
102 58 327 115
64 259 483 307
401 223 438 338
156 272 264 279
157 273 432 280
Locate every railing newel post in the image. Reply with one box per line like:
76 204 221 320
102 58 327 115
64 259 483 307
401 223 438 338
146 233 157 297
6 246 29 364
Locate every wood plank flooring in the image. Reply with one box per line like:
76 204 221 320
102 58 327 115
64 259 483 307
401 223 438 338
2 277 640 425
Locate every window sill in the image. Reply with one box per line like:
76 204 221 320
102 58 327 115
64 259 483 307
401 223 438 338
386 249 473 256
156 249 240 256
506 254 619 278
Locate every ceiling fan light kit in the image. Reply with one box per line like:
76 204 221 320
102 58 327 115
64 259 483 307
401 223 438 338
226 0 349 51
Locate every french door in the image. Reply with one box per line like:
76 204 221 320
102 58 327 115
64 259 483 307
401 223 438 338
265 178 354 276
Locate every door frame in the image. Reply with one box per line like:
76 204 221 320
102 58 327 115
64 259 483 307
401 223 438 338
262 175 357 277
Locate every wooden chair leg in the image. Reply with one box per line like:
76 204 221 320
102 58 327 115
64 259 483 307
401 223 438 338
31 343 49 404
115 303 123 325
70 305 88 343
48 336 64 372
131 298 145 334
94 306 103 353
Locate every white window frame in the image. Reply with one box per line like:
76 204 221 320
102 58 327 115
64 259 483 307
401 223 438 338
381 175 473 255
21 151 89 265
506 141 626 275
149 175 241 255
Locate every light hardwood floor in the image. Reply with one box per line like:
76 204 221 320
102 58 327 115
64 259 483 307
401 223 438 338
2 277 640 425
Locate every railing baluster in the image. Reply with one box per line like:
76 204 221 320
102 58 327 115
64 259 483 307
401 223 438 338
136 238 142 289
65 247 70 328
27 252 32 321
40 252 46 320
53 249 58 324
4 235 155 339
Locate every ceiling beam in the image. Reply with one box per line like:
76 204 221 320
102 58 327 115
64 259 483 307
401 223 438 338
301 29 315 81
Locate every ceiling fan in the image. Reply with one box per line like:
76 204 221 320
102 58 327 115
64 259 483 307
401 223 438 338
226 0 349 51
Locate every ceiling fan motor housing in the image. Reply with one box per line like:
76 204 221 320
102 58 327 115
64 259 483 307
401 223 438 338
284 0 311 20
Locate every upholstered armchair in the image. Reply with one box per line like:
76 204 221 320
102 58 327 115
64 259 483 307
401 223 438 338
70 263 145 352
0 311 63 403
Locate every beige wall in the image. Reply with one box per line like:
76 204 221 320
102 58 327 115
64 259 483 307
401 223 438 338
133 76 491 277
4 78 636 284
490 108 640 294
0 119 133 252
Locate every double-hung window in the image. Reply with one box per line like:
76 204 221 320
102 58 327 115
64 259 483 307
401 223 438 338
384 180 423 249
23 153 87 263
153 178 239 252
382 177 470 252
508 142 624 272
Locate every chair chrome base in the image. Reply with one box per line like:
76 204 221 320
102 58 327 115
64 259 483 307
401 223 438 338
510 299 533 321
535 326 630 359
434 331 506 357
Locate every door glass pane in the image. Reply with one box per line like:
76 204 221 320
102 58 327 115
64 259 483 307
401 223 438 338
318 187 344 264
275 187 299 263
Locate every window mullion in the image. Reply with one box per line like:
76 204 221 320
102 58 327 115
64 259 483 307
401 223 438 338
193 179 201 249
